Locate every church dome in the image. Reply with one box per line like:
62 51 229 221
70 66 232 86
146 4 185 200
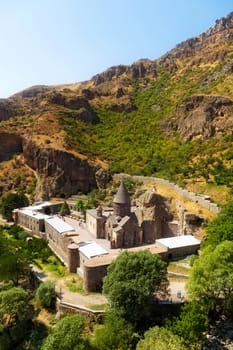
113 181 131 204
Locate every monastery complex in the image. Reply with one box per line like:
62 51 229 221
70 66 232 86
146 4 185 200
13 182 201 292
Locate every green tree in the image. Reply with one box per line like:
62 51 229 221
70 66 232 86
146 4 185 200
59 201 70 216
36 281 56 309
75 199 85 213
0 287 33 330
0 235 31 285
188 240 233 316
171 301 209 346
41 314 87 350
137 326 187 350
103 250 168 328
0 192 29 221
204 201 233 248
94 311 137 350
0 286 34 349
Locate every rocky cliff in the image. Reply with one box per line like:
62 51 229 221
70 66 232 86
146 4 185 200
163 95 233 141
1 12 233 200
22 140 111 200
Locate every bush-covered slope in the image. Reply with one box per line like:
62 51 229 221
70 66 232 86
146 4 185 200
60 13 233 191
0 12 233 201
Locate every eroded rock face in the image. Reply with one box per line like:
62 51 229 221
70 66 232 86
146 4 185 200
14 85 52 99
0 99 19 121
91 59 156 86
95 168 112 189
163 12 233 62
164 95 233 141
183 213 204 235
0 133 23 161
49 92 99 124
23 140 99 200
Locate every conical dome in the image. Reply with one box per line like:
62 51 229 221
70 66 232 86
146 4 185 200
113 181 130 204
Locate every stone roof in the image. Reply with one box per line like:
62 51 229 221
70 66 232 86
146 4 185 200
119 215 131 227
113 181 131 204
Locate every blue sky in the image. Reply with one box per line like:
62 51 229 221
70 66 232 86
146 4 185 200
0 1 232 98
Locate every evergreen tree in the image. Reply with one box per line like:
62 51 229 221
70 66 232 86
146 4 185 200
59 201 70 216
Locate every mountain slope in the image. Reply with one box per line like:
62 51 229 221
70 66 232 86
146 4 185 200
0 12 233 202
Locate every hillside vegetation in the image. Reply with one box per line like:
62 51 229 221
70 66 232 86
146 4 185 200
0 13 233 202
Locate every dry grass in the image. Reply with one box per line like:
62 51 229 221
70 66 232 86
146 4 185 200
65 275 84 294
143 180 216 220
167 256 193 276
35 308 56 329
87 303 107 311
186 181 232 206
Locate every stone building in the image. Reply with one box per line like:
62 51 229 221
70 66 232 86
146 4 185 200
13 201 62 236
156 235 200 259
86 206 108 238
86 181 143 249
14 208 46 235
106 182 142 248
134 189 171 242
86 182 170 249
78 241 108 271
13 187 202 293
44 216 77 262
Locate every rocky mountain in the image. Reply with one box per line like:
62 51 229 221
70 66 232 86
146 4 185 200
1 12 233 201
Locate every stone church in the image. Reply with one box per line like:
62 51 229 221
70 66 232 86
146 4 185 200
105 181 142 248
86 181 169 249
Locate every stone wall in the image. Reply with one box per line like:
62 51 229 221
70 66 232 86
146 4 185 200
168 244 200 259
84 263 109 292
16 211 45 235
86 210 106 238
114 174 219 214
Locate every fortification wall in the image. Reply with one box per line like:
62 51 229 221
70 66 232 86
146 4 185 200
114 174 219 214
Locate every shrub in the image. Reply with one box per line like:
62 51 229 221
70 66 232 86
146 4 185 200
36 281 56 309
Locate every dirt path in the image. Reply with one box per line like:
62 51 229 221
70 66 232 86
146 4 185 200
169 280 187 302
33 267 107 310
34 265 187 311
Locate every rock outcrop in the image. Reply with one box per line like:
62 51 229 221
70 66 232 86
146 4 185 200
163 95 233 141
49 92 99 124
92 59 156 86
183 212 204 235
0 99 20 121
163 12 233 63
13 85 52 99
23 140 99 200
95 168 112 189
0 133 23 161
